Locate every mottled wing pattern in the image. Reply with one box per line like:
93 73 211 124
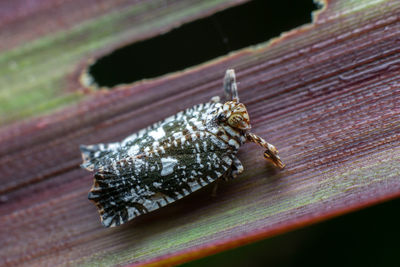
80 142 120 171
81 102 218 170
82 102 238 227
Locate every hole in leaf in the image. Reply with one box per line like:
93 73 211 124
87 0 320 88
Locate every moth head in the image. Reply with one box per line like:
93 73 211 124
217 101 251 130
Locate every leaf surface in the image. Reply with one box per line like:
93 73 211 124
0 0 399 266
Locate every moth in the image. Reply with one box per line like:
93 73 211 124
80 69 284 227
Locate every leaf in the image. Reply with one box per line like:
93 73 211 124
1 0 399 266
0 0 244 125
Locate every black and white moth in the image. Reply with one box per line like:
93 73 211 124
80 69 284 227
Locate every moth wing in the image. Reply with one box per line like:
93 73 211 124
80 142 122 171
88 132 236 227
80 124 154 171
81 101 219 171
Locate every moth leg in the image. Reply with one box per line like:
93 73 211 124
222 156 244 181
211 157 243 197
223 69 239 102
230 157 244 179
246 133 285 169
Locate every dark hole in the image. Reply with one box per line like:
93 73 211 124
88 0 320 88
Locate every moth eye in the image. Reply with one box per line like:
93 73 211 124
233 115 242 122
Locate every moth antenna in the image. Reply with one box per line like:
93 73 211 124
246 133 285 169
224 69 239 102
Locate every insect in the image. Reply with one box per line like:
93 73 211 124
80 69 284 227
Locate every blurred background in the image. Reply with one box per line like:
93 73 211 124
184 197 400 266
88 0 319 87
